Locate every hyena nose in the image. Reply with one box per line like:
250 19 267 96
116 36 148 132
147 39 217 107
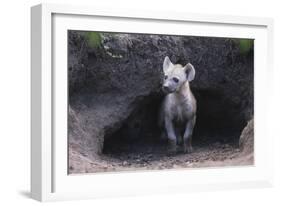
162 85 170 93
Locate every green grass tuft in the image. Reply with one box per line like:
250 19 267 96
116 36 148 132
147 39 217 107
85 32 102 48
238 39 254 54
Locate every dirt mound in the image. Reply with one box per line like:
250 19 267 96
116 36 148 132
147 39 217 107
69 135 251 174
239 119 254 153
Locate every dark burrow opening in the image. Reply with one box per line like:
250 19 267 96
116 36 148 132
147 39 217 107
102 89 247 158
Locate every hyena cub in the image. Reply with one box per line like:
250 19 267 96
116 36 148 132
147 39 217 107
159 56 197 154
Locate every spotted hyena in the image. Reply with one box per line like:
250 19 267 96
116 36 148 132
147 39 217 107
159 56 197 153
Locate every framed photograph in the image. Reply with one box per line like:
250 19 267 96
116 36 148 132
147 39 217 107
31 3 274 201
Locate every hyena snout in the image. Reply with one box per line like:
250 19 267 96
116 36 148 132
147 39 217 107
162 84 175 94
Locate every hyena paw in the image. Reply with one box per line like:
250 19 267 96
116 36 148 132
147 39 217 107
183 145 193 153
167 139 177 154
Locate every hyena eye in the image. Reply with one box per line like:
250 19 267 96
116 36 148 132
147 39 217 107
164 75 168 80
173 77 179 83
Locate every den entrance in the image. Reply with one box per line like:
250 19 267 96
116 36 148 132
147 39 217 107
102 89 247 167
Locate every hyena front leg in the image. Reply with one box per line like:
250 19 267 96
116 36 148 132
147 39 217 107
175 127 183 146
183 116 196 153
164 117 177 153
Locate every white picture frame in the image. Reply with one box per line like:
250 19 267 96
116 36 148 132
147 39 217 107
31 3 274 202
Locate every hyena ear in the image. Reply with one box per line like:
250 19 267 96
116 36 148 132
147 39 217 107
184 63 195 81
163 56 173 73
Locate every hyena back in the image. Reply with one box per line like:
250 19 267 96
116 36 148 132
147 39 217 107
159 56 197 153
